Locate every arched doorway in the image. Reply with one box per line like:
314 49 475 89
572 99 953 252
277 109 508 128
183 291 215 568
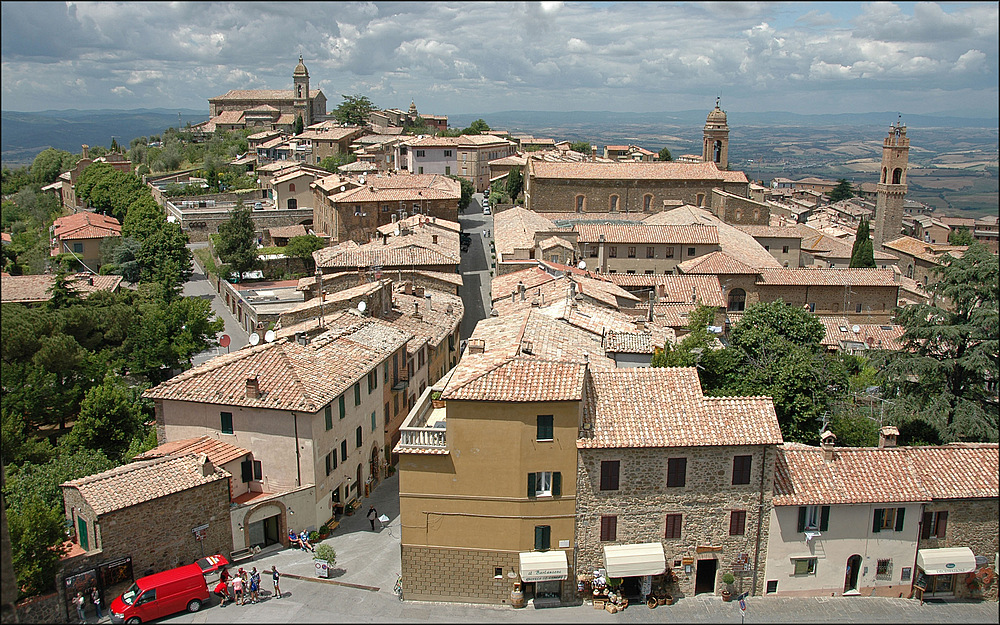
727 288 746 312
369 446 380 488
844 554 862 594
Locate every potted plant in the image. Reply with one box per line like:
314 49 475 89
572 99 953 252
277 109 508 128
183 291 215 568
318 524 330 540
721 573 735 601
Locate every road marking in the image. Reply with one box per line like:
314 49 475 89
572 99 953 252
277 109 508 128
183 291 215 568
281 572 379 592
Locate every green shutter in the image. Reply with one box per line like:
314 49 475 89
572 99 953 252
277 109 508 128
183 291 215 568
553 472 561 497
873 509 883 533
325 405 333 430
820 506 830 532
797 507 807 533
895 508 905 532
534 526 546 550
527 473 536 498
339 395 345 418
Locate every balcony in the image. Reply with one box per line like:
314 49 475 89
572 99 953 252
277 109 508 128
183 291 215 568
396 385 447 452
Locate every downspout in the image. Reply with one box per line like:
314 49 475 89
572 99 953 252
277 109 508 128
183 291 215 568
751 444 767 596
292 411 302 487
910 505 923 599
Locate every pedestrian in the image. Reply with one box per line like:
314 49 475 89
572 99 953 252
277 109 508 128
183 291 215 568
73 591 86 622
367 505 378 531
231 571 244 605
91 586 102 620
271 565 282 599
213 580 230 607
220 567 230 585
249 567 260 603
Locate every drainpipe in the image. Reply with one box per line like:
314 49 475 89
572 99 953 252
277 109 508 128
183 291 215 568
751 444 767 596
292 411 302 487
910 505 923 599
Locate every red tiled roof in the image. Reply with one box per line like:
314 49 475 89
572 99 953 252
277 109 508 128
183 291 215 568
531 160 748 183
576 224 719 245
756 268 897 287
444 357 587 402
676 250 759 275
53 212 121 240
1 273 122 303
134 435 251 467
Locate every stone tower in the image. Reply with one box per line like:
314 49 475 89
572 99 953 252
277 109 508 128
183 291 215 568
293 55 311 126
873 118 909 250
702 97 730 170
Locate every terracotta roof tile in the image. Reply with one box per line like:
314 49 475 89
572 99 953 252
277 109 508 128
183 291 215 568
134 435 250 466
756 268 897 287
643 206 781 268
1 273 122 303
606 274 725 307
493 207 559 257
53 212 121 240
576 223 719 245
676 250 759 275
883 236 967 265
531 160 748 183
61 455 229 516
817 316 905 350
906 444 999 499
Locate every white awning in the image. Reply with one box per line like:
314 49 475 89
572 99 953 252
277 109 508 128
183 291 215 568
519 550 569 582
917 547 977 575
602 542 666 578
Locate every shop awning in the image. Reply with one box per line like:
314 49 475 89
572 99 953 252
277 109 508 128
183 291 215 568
603 542 666 578
917 547 977 575
519 550 569 582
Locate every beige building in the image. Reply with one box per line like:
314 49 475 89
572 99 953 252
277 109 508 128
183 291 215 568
458 135 519 192
575 223 721 274
754 268 899 323
604 145 656 162
206 56 326 130
312 215 461 275
576 367 783 598
734 225 802 268
882 236 967 288
144 319 410 535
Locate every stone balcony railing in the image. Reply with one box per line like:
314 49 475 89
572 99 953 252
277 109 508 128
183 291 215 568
396 385 447 450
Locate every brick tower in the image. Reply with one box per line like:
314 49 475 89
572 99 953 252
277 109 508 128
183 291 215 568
702 97 730 170
873 118 909 250
293 55 311 126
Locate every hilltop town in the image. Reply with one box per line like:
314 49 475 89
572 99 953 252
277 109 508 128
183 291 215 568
1 56 997 623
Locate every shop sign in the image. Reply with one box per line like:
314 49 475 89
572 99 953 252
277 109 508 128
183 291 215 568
521 569 566 582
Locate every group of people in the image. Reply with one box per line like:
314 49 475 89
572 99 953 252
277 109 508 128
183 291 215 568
288 529 315 552
71 587 101 623
212 566 282 606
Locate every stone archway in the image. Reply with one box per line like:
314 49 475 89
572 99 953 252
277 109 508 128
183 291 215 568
239 500 289 549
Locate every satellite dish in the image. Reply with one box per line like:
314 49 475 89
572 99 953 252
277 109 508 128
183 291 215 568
264 330 276 343
359 176 366 185
249 332 260 346
578 260 587 270
340 185 346 192
394 227 400 237
358 300 367 313
851 325 861 334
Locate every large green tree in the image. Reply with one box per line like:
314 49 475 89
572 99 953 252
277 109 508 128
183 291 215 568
569 141 591 155
30 148 77 185
64 377 146 461
948 227 976 246
448 175 475 211
284 234 326 266
657 147 673 162
829 179 855 203
505 167 523 201
216 202 260 277
651 304 717 368
849 217 876 268
333 94 377 126
882 241 999 442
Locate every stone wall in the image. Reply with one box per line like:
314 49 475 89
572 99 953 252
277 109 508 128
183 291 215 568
756 284 898 322
401 545 576 604
6 592 61 625
920 498 998 601
711 188 770 226
527 177 745 214
576 444 776 597
179 209 315 243
317 199 460 245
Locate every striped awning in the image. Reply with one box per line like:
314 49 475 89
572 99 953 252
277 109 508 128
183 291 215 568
602 542 666 578
519 550 569 582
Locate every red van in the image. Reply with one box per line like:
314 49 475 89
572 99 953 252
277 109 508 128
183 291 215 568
110 563 209 624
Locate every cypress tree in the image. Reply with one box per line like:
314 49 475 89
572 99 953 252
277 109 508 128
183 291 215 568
850 218 876 268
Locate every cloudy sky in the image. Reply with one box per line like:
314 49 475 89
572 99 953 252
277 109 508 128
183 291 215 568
2 1 997 117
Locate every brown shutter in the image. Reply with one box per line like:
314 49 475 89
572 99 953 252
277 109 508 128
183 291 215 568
936 511 947 538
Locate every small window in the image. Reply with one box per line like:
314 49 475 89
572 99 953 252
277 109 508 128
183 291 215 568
793 558 816 575
368 370 377 393
876 558 892 580
534 525 551 551
646 246 655 258
766 580 778 594
666 457 687 487
445 166 451 175
444 150 452 157
341 440 347 462
356 425 363 448
921 511 948 539
730 510 747 536
354 382 361 406
415 150 426 157
643 194 653 212
371 411 377 432
528 471 560 497
221 412 234 435
494 567 504 578
856 303 862 313
418 167 424 174
600 460 620 491
609 246 617 258
536 415 553 441
610 195 620 212
873 507 905 532
288 183 296 192
782 245 790 253
253 460 261 480
325 405 333 430
600 515 617 541
664 247 674 259
73 242 84 253
339 395 346 419
665 514 682 539
325 452 333 476
627 246 636 258
808 302 816 313
687 247 696 257
576 195 585 212
732 455 752 485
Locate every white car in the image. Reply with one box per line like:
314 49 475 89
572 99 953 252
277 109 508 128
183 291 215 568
483 206 491 215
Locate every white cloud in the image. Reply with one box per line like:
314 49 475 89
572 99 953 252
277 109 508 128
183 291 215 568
111 85 133 96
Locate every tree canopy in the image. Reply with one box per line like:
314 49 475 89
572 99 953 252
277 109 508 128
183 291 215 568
657 147 673 161
216 201 260 277
569 141 592 155
505 167 523 201
829 179 855 203
849 217 876 268
284 234 326 264
333 94 377 126
449 175 475 211
948 227 976 246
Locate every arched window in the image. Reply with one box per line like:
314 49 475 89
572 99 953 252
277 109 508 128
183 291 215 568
713 140 722 163
609 195 620 212
297 85 303 98
727 288 746 312
753 208 761 221
289 183 296 192
881 167 887 183
575 195 585 213
644 194 653 212
735 209 743 221
906 264 913 279
696 193 705 207
892 168 903 184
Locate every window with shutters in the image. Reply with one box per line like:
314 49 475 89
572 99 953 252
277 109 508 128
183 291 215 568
664 247 674 258
609 246 617 258
646 246 655 258
341 440 347 462
666 457 687 487
732 455 752 485
665 514 682 539
354 382 362 406
534 525 551 551
687 247 696 257
339 395 346 419
873 507 905 532
600 460 620 491
384 402 390 427
221 412 234 434
627 246 636 258
799 505 827 531
356 426 363 448
921 511 948 539
600 515 617 541
252 460 261 480
241 459 254 483
368 370 377 393
729 510 747 536
325 452 332 476
536 415 553 441
528 471 561 498
325 405 333 430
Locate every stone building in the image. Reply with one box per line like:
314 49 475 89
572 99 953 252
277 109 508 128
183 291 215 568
882 235 967 288
206 56 327 130
312 215 460 275
702 98 731 170
576 367 783 599
873 120 910 250
60 455 233 579
524 160 749 214
575 223 721 275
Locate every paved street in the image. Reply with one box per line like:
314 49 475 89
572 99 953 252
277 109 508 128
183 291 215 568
457 193 494 340
157 472 998 625
184 242 249 366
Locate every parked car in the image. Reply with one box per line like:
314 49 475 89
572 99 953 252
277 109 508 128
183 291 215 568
110 563 209 624
483 206 491 215
195 554 229 581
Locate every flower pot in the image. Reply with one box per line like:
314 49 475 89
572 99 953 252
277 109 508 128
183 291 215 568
721 589 733 602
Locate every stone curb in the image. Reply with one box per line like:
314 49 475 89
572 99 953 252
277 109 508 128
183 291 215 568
281 572 380 592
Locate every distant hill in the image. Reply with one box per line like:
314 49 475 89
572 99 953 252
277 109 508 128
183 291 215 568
1 108 207 166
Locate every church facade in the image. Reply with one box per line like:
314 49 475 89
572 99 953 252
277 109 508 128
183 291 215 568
206 56 327 131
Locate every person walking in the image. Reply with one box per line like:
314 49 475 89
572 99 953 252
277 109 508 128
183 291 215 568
249 567 260 604
271 566 282 600
91 586 102 620
367 505 378 531
231 571 244 606
73 592 86 622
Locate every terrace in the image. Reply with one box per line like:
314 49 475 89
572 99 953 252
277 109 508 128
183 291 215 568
396 382 448 452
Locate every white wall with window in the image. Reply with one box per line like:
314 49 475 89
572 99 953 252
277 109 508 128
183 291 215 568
763 502 922 598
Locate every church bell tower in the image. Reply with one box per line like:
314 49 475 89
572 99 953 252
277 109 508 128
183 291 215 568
293 55 311 126
702 97 730 170
873 117 909 250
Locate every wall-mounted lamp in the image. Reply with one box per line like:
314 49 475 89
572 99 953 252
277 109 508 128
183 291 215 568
288 508 295 515
238 524 244 531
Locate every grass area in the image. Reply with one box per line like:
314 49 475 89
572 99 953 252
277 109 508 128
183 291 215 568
193 247 220 279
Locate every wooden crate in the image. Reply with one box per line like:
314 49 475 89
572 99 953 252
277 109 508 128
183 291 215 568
593 599 606 610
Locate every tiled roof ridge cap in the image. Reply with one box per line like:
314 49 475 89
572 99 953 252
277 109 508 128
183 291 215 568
155 339 286 387
63 455 175 486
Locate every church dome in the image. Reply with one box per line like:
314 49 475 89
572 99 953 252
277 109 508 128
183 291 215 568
706 104 727 125
294 55 308 76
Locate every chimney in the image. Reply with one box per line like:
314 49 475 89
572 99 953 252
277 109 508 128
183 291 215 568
820 430 836 461
246 374 261 399
468 339 485 354
405 281 413 295
415 285 425 298
413 302 421 319
691 286 697 303
530 297 540 307
81 144 89 159
432 234 438 244
199 453 215 477
878 426 899 449
426 293 432 310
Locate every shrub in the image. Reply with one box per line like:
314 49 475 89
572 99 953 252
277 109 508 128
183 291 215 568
314 544 336 564
308 531 320 542
722 572 735 585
